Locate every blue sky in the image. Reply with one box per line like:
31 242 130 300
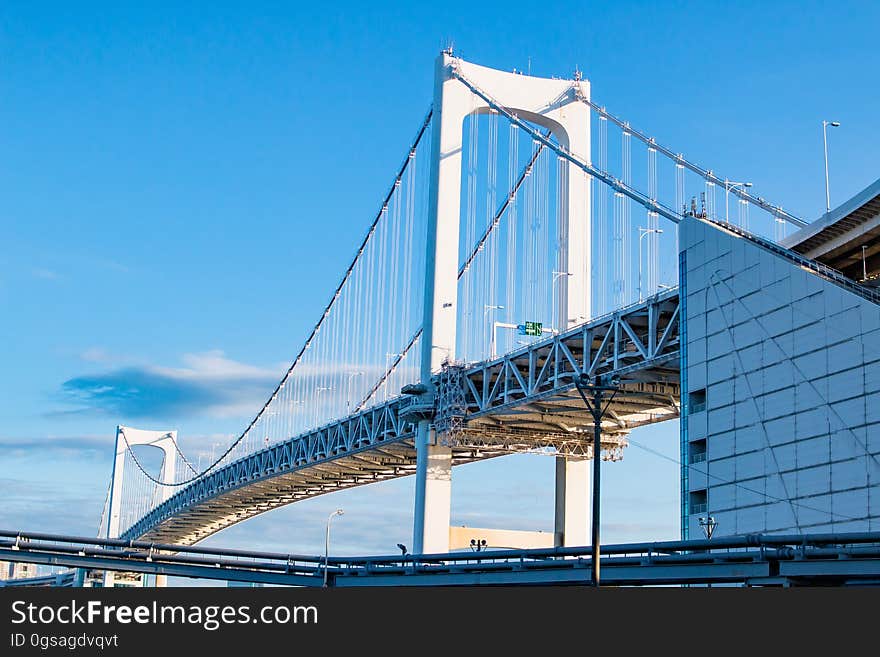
2 1 879 563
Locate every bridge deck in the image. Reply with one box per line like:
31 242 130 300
122 290 681 546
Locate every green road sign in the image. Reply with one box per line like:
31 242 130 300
524 321 542 336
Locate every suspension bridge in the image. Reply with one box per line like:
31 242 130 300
11 51 879 587
98 52 812 552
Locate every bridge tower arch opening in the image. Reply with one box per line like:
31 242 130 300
415 52 592 553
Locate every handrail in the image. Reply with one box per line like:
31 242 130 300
700 215 880 306
4 528 880 569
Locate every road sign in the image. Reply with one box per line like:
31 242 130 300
522 321 542 337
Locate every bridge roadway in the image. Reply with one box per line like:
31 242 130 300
5 529 880 587
121 289 681 546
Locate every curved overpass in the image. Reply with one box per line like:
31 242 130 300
121 291 681 546
121 397 513 545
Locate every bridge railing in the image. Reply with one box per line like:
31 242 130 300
6 528 880 586
699 215 880 306
119 395 418 542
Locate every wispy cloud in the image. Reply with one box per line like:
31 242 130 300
0 477 103 535
93 259 129 274
56 350 282 420
0 435 110 458
31 267 60 281
79 347 114 363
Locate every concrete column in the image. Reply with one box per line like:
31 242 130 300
555 98 591 332
554 456 590 546
420 53 472 378
413 423 452 554
413 53 470 557
106 428 127 541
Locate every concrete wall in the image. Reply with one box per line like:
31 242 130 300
680 215 880 538
449 526 560 550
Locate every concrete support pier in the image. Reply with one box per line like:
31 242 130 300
555 457 590 546
412 423 452 554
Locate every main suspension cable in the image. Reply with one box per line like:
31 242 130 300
576 94 807 228
120 107 434 488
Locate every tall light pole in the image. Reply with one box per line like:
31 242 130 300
574 373 620 588
823 120 840 213
288 398 304 436
345 371 363 412
724 180 752 226
323 508 344 587
637 228 662 301
483 305 504 359
383 354 404 401
551 271 571 332
699 515 717 539
314 386 332 425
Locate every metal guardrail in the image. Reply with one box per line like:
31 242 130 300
5 528 880 587
702 216 880 306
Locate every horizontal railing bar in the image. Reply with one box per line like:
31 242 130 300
5 528 880 569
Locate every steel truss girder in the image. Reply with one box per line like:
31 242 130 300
460 290 680 416
455 291 681 447
122 399 420 544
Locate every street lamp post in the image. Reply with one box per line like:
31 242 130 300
574 373 620 588
823 120 840 213
288 399 304 436
698 514 718 588
699 515 717 539
637 229 662 301
724 180 752 226
314 386 332 425
345 371 364 412
383 354 404 401
483 305 504 358
551 271 571 332
323 508 344 587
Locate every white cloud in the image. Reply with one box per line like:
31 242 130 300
31 267 60 281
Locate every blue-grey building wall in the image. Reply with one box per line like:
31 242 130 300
680 215 880 538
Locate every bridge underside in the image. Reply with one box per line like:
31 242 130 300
136 439 494 545
133 411 654 547
461 381 679 448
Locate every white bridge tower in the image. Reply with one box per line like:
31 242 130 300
105 425 178 586
415 52 592 553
